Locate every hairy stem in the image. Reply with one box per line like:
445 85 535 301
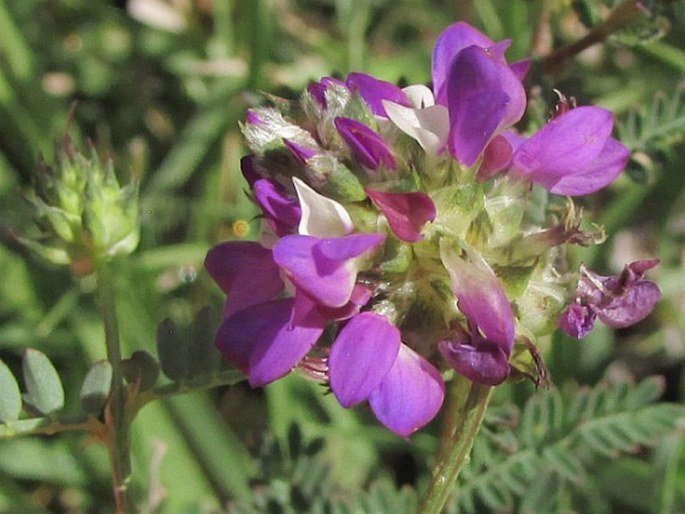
96 262 136 514
419 376 492 514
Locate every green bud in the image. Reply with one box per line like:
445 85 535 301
24 135 140 274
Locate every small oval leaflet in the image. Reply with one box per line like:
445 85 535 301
0 360 22 423
22 348 65 416
80 360 113 416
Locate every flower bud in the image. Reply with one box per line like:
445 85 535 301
24 136 139 274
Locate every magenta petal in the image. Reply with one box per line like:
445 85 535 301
329 312 401 407
597 280 661 328
252 179 302 236
273 234 385 307
477 135 514 180
546 137 630 195
346 72 410 117
205 242 284 316
447 46 526 166
368 344 445 437
438 338 509 385
559 303 597 339
308 76 346 108
432 22 495 106
317 284 373 320
510 106 615 191
335 117 397 170
366 189 437 242
216 298 325 386
440 243 515 349
284 139 319 164
509 59 531 81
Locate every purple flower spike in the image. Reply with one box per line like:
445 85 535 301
560 260 661 338
366 188 437 242
335 117 397 171
346 72 410 118
440 241 515 349
432 22 495 106
273 233 385 307
446 45 526 167
438 335 510 385
216 298 326 387
368 344 445 437
510 106 629 195
205 241 284 316
329 312 401 407
253 179 302 237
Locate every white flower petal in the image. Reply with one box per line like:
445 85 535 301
383 101 449 155
402 84 436 108
293 177 354 237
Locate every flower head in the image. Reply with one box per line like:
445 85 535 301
205 22 658 436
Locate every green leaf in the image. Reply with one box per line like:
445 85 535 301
122 350 160 391
21 348 64 416
156 318 190 381
189 307 223 375
79 360 112 416
0 359 21 423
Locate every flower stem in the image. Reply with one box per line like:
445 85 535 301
96 262 136 514
419 376 492 514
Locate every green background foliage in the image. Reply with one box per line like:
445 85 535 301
0 0 684 512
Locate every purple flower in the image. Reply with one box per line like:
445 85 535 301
307 77 346 109
560 260 661 338
444 44 526 167
439 328 510 386
204 241 284 316
509 106 630 195
272 233 385 308
284 139 320 164
329 312 444 436
366 189 436 243
440 241 515 384
430 22 526 167
335 117 397 171
252 179 302 237
216 298 326 387
346 72 411 118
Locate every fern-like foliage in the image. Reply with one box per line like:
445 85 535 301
448 376 685 513
227 423 419 514
618 84 685 179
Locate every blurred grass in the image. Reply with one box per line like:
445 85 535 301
0 0 683 512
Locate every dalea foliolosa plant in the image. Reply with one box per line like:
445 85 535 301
205 22 661 505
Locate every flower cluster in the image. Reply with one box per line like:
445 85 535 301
205 22 660 436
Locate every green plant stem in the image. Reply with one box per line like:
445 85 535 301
96 262 136 514
419 376 492 514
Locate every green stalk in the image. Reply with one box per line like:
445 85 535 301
96 261 136 514
419 376 492 514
